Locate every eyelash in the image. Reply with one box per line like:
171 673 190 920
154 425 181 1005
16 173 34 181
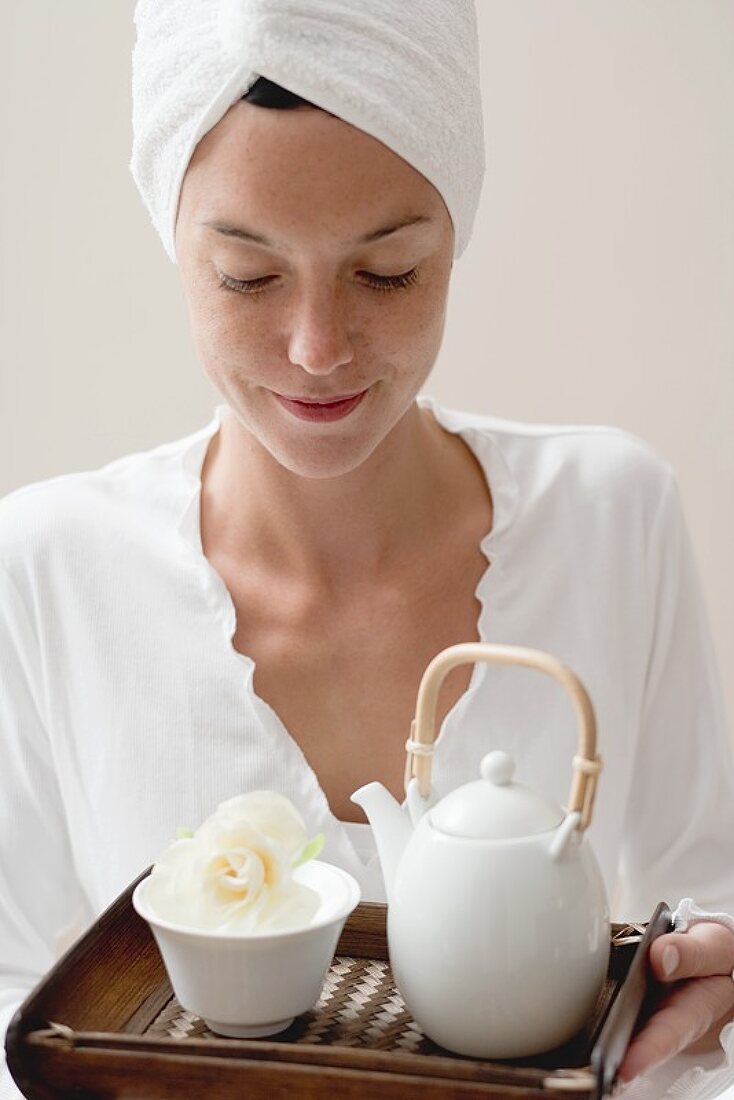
359 269 419 293
215 268 419 295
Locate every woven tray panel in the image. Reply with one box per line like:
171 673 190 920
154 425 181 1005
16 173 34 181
147 956 435 1053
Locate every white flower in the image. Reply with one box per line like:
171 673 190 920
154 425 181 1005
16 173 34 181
148 791 324 933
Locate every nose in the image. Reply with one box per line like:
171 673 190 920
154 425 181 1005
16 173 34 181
287 284 354 375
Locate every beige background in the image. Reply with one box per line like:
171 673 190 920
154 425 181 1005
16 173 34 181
1 2 732 730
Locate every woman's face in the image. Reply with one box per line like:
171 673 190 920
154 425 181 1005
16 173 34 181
176 101 454 479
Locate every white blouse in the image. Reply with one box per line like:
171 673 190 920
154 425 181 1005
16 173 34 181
1 397 733 1099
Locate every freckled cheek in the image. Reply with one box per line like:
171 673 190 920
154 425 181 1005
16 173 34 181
368 286 447 364
191 298 277 376
415 290 448 348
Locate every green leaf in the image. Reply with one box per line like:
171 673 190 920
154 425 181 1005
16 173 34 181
293 833 325 868
176 827 194 840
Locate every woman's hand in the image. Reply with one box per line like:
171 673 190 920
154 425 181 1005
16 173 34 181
618 922 734 1082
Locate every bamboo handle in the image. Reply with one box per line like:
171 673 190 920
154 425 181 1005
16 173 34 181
404 643 602 831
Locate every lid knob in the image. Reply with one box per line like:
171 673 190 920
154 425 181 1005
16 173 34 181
480 750 515 786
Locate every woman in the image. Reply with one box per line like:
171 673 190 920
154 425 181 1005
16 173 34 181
1 2 733 1097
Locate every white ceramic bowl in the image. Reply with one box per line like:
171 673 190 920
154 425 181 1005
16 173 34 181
132 860 360 1037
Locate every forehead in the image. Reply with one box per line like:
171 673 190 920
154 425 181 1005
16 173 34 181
180 101 448 248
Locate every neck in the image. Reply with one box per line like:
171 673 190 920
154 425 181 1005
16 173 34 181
200 402 477 585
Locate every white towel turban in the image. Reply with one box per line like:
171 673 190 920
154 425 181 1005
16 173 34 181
130 0 485 262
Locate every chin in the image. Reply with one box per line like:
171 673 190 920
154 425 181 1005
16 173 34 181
265 437 384 480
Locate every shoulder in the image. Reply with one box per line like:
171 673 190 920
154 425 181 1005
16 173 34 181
0 419 213 578
428 400 676 513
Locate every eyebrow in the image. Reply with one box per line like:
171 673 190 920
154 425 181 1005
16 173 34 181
200 214 433 248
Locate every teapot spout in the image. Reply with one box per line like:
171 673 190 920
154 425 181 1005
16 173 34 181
350 783 412 905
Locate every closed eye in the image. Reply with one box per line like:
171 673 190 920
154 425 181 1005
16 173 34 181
216 271 277 294
357 268 419 292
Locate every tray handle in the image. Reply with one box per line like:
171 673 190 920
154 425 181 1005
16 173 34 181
590 901 674 1098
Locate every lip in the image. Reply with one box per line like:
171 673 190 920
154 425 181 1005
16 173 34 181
273 389 368 423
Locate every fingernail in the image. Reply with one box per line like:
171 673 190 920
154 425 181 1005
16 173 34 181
662 945 680 978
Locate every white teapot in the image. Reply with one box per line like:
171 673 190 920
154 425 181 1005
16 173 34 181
351 643 610 1059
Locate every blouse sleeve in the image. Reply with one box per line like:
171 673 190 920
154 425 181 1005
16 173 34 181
615 471 734 919
0 561 88 1100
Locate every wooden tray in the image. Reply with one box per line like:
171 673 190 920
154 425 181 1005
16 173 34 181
6 870 671 1100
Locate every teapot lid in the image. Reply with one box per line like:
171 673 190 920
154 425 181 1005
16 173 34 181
430 751 563 839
